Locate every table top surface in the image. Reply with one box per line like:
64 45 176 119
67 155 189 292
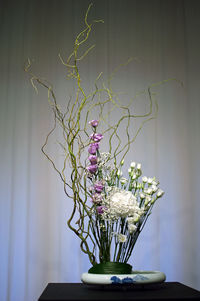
38 282 200 301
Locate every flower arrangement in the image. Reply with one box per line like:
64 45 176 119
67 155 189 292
24 4 169 273
84 119 164 272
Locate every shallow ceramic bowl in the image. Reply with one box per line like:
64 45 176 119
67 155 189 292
81 270 166 285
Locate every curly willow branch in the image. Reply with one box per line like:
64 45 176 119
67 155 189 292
24 3 182 265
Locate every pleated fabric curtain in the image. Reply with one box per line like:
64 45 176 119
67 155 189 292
0 0 200 300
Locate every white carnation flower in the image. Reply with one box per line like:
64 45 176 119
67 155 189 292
104 189 142 219
128 224 137 234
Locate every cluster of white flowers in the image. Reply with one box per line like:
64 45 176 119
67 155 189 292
128 162 164 204
86 118 165 259
115 161 142 186
97 161 164 238
98 152 111 167
128 162 142 179
140 176 164 206
97 152 116 182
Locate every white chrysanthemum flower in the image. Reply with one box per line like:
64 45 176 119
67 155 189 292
118 234 127 243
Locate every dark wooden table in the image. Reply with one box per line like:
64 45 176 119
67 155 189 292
38 282 200 301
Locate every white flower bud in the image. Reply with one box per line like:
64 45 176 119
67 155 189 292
157 189 164 198
140 193 145 199
144 196 151 206
120 159 124 166
117 170 122 177
131 173 137 180
128 168 132 174
148 188 153 194
120 177 128 185
151 185 158 192
152 180 158 186
147 177 153 184
142 176 148 183
130 162 136 168
144 187 153 194
137 163 141 170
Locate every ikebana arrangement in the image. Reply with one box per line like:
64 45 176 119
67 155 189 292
84 119 164 272
25 3 170 284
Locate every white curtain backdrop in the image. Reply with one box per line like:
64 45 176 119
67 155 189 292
0 0 200 300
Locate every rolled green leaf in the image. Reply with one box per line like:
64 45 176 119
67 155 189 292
88 262 132 274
